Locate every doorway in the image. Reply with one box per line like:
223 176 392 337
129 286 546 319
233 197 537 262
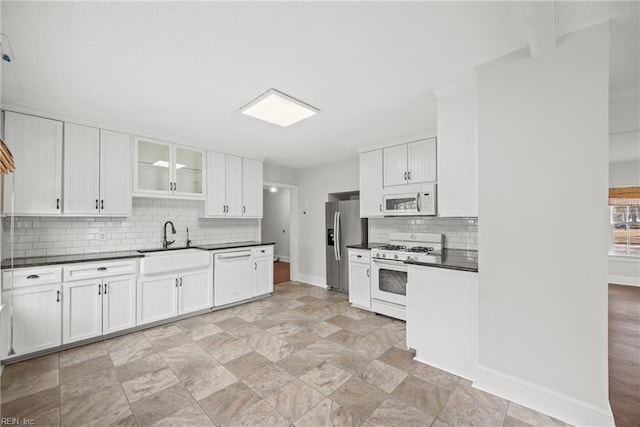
262 182 297 285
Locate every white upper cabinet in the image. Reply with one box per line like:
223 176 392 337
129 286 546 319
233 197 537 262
383 138 436 187
3 112 63 216
436 84 478 217
204 151 263 218
360 149 384 218
134 137 204 199
242 157 263 217
63 124 131 216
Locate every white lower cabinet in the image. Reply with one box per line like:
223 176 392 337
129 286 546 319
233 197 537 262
214 246 274 307
348 249 371 310
63 274 136 344
137 269 212 326
0 284 62 360
253 247 274 297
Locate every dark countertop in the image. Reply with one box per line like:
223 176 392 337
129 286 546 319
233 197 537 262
346 243 385 250
405 249 478 272
195 241 274 251
1 250 144 270
1 242 275 270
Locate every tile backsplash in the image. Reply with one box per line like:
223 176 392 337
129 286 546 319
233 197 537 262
2 198 260 258
368 217 478 250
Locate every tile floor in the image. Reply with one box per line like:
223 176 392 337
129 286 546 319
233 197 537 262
0 281 569 426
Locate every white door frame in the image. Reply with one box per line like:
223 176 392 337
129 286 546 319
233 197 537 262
263 181 299 282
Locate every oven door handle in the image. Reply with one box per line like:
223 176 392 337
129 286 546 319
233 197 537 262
372 258 408 269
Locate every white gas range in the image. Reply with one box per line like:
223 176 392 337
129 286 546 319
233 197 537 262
370 232 443 320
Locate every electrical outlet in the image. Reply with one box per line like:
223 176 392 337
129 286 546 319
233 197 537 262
97 232 107 241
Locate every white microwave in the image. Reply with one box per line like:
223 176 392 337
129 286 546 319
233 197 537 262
383 184 437 216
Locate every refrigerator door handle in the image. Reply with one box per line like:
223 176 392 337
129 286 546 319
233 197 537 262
333 212 339 261
336 211 341 261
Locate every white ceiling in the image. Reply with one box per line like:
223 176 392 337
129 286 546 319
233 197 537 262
2 1 638 168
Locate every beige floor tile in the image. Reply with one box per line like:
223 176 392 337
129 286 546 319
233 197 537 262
437 383 507 427
256 340 297 362
409 360 461 391
329 349 373 375
367 396 434 427
329 377 389 420
353 335 392 359
359 360 407 393
175 316 223 340
241 330 283 350
143 324 182 341
197 381 260 425
60 367 119 404
115 353 168 383
377 346 415 372
226 400 290 427
303 339 346 360
265 378 325 422
300 362 352 396
285 330 321 350
122 367 179 402
195 330 235 353
276 351 324 377
58 341 108 368
294 397 362 427
306 321 342 338
1 353 58 385
130 383 197 426
61 384 129 426
159 342 219 382
326 329 363 348
503 415 535 427
1 386 60 422
1 368 58 404
345 320 381 336
59 354 113 384
106 332 155 367
151 403 214 426
201 334 253 364
228 322 264 339
223 351 271 379
391 375 450 418
373 326 405 346
326 315 358 329
149 332 193 352
215 316 249 331
266 322 302 338
242 363 295 398
79 405 137 427
184 365 238 401
506 402 569 427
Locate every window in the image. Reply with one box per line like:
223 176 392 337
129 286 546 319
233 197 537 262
610 205 640 255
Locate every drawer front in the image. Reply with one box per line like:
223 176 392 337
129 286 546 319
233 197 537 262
63 260 137 282
252 246 274 258
2 266 62 290
349 250 370 264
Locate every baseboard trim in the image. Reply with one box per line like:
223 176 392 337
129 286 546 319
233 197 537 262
275 255 290 263
608 275 640 287
473 365 614 427
296 273 327 288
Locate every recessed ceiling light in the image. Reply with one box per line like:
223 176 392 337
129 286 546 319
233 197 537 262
153 160 186 169
239 88 319 127
270 187 278 193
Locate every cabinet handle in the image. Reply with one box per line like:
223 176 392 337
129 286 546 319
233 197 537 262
97 267 107 271
175 277 178 287
104 283 108 294
56 198 60 209
179 277 182 287
367 268 370 278
243 206 246 214
222 205 225 213
98 284 102 295
254 262 257 270
404 172 407 180
56 290 60 302
96 199 99 210
407 171 411 180
26 274 39 279
174 182 177 192
379 203 382 212
101 200 104 210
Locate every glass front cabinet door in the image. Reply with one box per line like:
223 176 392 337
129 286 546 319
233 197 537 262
134 137 205 199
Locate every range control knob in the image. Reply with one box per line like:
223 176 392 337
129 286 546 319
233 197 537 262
382 254 386 258
394 254 398 260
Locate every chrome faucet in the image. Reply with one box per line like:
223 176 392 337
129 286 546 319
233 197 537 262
163 221 176 248
186 227 192 248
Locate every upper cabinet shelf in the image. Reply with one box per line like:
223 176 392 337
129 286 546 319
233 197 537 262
133 136 205 200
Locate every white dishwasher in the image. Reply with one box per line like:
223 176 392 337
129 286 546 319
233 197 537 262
214 250 254 306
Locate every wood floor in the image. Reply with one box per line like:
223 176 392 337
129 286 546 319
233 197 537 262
609 284 640 427
274 261 290 284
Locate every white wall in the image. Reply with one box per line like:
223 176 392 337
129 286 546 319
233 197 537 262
261 188 290 259
297 157 359 286
475 23 612 426
609 159 640 186
264 163 298 185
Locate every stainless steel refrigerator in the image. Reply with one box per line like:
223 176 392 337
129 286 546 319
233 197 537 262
326 200 368 293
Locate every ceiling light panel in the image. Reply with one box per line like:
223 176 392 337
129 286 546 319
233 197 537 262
240 88 319 127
